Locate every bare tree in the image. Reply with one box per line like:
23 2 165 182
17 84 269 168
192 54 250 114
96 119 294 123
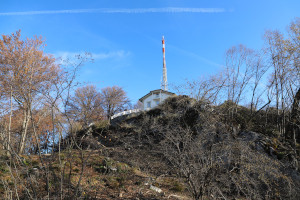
224 44 255 105
248 50 270 114
173 72 226 105
286 18 300 145
67 85 104 127
100 86 130 119
264 30 290 135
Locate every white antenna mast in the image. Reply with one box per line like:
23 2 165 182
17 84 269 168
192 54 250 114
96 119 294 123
161 36 168 91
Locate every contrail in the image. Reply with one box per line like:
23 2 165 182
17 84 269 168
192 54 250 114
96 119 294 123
0 8 227 16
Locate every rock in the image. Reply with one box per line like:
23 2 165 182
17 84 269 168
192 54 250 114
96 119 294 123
150 185 162 193
167 194 185 199
109 166 117 172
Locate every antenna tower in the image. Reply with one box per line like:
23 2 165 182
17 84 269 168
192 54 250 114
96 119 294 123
161 36 168 91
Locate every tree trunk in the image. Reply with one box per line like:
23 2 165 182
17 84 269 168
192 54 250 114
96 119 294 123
7 86 13 156
290 87 300 142
18 109 30 154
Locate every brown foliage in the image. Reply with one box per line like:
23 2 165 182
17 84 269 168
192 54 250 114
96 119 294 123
0 30 63 154
101 86 130 119
67 85 104 127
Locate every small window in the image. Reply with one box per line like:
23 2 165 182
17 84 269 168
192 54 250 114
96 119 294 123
147 101 151 108
155 94 159 98
155 100 160 105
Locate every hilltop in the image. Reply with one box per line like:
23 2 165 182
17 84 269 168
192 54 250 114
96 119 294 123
57 95 300 199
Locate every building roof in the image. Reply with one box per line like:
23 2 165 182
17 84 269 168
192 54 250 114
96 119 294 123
139 89 176 102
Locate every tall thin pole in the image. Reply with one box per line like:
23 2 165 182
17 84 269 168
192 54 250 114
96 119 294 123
162 36 168 91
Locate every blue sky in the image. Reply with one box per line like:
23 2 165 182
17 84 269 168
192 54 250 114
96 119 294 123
1 0 299 103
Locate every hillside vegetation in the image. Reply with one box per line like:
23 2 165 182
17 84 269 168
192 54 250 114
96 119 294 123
57 95 300 199
1 95 299 199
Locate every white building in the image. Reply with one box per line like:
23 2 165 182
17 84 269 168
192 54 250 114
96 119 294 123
111 36 175 120
139 89 175 111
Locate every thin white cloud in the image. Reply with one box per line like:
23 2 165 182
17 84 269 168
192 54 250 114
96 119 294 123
0 8 228 16
53 50 130 65
92 51 130 60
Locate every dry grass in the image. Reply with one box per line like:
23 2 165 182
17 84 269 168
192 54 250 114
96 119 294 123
0 149 189 199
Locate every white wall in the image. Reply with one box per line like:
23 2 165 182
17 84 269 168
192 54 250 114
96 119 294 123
142 92 172 110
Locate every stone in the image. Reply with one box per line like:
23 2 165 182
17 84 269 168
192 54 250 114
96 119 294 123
150 185 162 193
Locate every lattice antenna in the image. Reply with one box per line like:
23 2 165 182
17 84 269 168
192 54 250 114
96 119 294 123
161 36 168 91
